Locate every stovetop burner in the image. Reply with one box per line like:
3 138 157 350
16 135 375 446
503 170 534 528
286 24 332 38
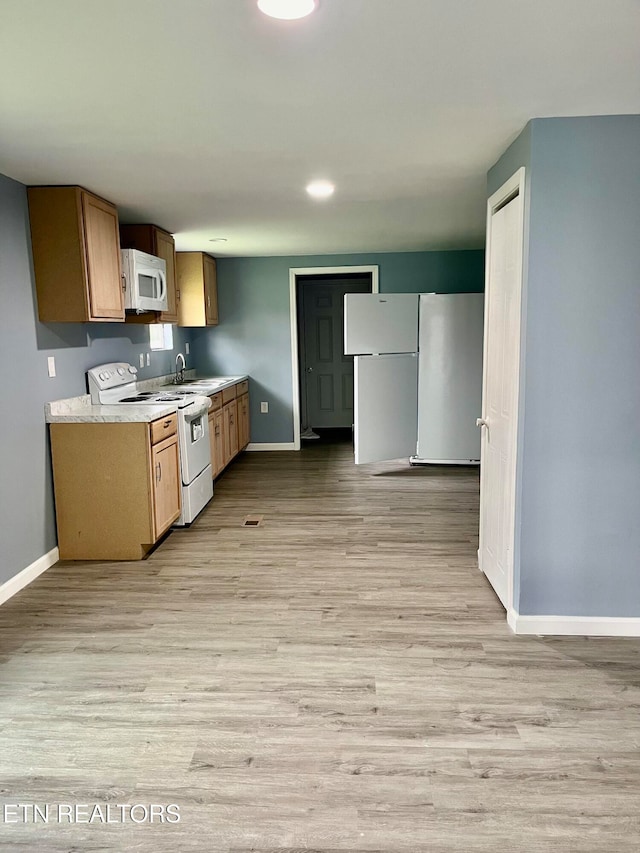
88 362 208 410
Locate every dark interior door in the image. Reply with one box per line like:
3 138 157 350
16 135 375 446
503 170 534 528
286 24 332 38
299 276 371 429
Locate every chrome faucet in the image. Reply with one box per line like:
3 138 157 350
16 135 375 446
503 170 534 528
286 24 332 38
175 352 186 384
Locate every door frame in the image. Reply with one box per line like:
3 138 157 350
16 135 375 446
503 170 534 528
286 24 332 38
289 265 379 451
479 167 526 617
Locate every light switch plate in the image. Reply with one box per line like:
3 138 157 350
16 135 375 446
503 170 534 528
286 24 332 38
139 353 144 368
260 401 269 413
146 353 150 366
185 342 190 355
47 356 56 378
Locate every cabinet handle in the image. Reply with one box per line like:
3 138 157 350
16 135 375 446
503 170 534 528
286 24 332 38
156 461 162 483
215 427 220 436
121 273 127 292
163 419 172 427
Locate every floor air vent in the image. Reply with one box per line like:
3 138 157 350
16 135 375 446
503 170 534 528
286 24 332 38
242 515 264 527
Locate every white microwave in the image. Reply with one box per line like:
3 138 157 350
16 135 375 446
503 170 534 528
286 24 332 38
121 249 168 313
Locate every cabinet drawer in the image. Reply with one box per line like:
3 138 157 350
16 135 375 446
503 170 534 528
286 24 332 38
222 385 237 404
150 413 177 445
209 392 222 411
236 379 249 396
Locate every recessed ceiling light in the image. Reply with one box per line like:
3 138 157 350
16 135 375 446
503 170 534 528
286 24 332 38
208 238 228 243
306 179 335 200
257 0 317 20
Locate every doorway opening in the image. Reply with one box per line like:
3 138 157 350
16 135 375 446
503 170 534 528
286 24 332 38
289 265 379 450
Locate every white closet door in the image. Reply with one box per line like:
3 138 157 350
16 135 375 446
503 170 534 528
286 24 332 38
478 173 525 610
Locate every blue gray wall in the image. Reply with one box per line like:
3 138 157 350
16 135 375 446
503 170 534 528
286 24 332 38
489 116 640 618
0 173 192 585
190 250 484 444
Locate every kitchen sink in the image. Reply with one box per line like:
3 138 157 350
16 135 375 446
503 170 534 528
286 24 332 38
165 378 229 388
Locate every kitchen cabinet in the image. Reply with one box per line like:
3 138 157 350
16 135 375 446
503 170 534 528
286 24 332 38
224 399 239 464
221 383 238 467
119 224 179 324
176 252 218 327
49 414 181 560
207 381 249 479
28 185 124 323
152 435 181 535
237 393 250 450
208 393 224 478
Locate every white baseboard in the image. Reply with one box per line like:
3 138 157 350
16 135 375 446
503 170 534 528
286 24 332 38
246 442 296 451
0 547 59 607
508 609 640 637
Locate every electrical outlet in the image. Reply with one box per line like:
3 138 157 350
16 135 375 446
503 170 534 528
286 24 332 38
146 353 150 366
139 353 144 368
260 401 269 413
47 356 56 378
185 342 190 355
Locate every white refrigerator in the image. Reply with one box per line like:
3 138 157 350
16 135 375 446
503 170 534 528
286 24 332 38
344 292 484 465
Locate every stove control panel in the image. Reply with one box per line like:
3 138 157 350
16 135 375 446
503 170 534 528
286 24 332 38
87 362 138 403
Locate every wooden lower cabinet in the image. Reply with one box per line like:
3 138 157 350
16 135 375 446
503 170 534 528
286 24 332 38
237 393 250 450
49 416 181 561
208 404 225 479
151 436 181 535
224 399 239 463
208 383 249 479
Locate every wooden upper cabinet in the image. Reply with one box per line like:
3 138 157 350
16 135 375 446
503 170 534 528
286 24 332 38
119 224 179 324
204 255 219 325
176 252 219 327
28 186 124 323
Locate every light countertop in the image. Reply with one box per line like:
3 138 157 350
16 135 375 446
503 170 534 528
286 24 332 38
45 374 248 424
160 375 247 395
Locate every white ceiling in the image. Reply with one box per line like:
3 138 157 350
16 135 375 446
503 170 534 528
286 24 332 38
1 0 639 257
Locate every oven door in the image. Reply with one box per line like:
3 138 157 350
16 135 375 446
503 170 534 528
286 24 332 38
179 400 211 485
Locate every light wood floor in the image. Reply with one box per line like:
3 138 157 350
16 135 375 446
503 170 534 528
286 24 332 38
1 440 640 851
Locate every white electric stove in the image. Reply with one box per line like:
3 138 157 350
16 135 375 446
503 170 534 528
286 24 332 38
87 362 213 525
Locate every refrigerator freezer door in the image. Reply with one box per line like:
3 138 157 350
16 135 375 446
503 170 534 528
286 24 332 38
354 354 418 464
344 293 419 355
416 293 484 463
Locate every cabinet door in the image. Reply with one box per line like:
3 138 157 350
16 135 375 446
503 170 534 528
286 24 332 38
81 191 124 320
238 393 250 449
155 228 179 324
208 411 216 478
213 409 225 476
204 255 218 325
151 436 181 536
224 400 238 463
209 410 225 478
